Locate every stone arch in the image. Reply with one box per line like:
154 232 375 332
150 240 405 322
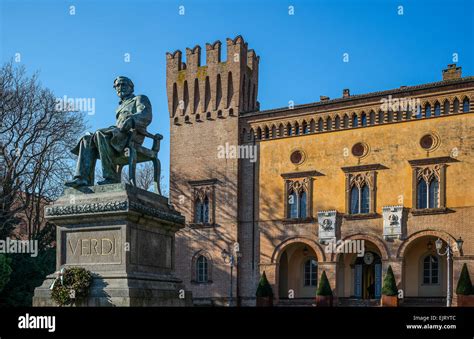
333 233 390 262
272 236 326 264
397 229 461 259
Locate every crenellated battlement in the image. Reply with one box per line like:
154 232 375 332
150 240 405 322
166 35 259 121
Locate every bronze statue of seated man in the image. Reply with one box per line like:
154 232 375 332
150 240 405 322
65 76 152 187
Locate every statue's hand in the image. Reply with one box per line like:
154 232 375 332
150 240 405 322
120 118 134 133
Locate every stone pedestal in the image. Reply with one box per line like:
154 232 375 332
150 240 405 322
33 183 192 306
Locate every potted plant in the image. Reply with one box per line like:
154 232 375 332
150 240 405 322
381 265 398 307
256 271 273 306
456 263 474 306
315 271 333 306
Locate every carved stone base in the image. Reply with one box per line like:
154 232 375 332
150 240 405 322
33 183 192 307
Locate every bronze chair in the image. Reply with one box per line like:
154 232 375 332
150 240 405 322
115 130 163 195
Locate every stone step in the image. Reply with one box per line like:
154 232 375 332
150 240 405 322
401 297 446 307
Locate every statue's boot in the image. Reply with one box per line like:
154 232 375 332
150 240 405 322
65 177 89 188
97 178 120 185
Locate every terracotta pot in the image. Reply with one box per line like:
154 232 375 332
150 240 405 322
457 295 474 307
256 296 273 307
381 295 398 307
315 295 333 307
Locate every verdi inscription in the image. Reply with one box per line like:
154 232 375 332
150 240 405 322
63 229 122 265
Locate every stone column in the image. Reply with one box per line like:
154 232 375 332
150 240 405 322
33 183 192 306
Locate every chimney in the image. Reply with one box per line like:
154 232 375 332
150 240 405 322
442 64 462 81
343 88 350 98
320 95 330 102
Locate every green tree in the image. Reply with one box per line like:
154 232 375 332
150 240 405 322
382 265 398 296
0 254 12 293
316 271 332 296
456 263 473 295
256 271 273 297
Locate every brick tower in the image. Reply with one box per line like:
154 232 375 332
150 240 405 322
166 36 260 305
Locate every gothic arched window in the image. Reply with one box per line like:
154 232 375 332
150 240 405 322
304 258 318 286
361 113 367 126
350 184 370 214
288 190 298 219
434 102 441 116
352 114 358 127
443 100 450 114
417 176 439 209
453 98 459 113
425 103 431 118
463 98 470 112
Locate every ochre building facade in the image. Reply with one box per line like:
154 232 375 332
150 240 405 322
167 36 473 306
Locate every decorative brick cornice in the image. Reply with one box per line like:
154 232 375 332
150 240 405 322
45 200 128 216
281 170 323 179
44 200 185 224
408 156 459 166
341 164 388 173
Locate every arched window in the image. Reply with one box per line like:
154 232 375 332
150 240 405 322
443 100 450 114
352 114 358 127
406 106 412 119
264 126 270 139
304 258 318 286
278 124 284 137
257 127 262 140
326 117 332 130
203 196 209 223
369 111 375 125
417 176 439 209
318 118 324 132
397 108 403 121
361 113 367 126
194 199 203 223
350 185 369 214
271 125 276 139
417 179 428 209
194 196 209 223
288 190 298 218
335 116 341 129
295 122 300 135
196 255 209 283
378 111 384 123
299 191 307 218
423 255 439 285
310 119 316 133
463 98 470 112
287 123 292 136
453 98 459 113
387 110 393 122
425 103 431 118
343 115 349 128
434 102 441 116
416 104 422 118
302 121 308 134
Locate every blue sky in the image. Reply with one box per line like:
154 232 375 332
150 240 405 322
1 0 473 188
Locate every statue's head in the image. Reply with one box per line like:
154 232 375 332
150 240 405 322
113 76 134 99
